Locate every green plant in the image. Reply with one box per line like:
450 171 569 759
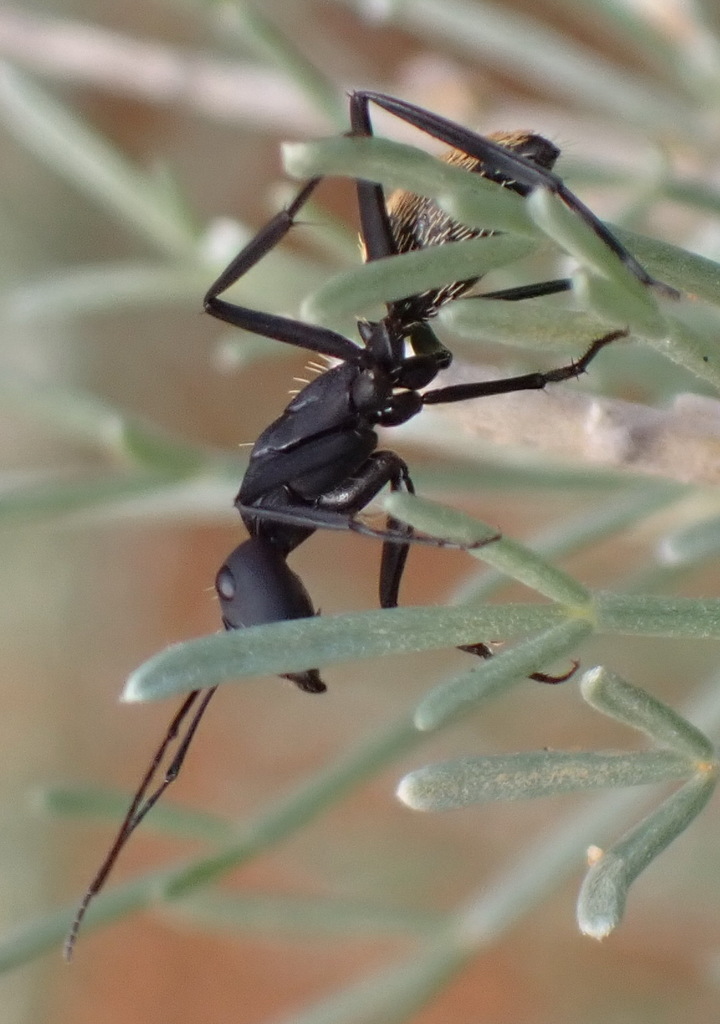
1 2 720 1023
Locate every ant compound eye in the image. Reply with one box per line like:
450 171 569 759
215 564 236 601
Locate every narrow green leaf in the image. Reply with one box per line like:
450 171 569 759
1 381 125 450
123 603 575 703
549 0 687 79
414 617 592 732
37 785 235 842
265 928 471 1024
577 771 718 938
0 473 183 525
654 315 720 391
454 485 683 607
217 3 346 129
383 492 592 607
5 262 210 321
399 750 695 810
0 866 176 972
527 190 667 338
564 161 720 221
303 235 536 325
581 667 714 759
440 297 614 352
611 226 720 307
388 0 696 133
574 270 668 339
119 421 206 475
169 889 440 938
452 485 684 606
596 593 720 639
283 136 536 234
3 718 419 968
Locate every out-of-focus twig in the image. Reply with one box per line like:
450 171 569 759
0 6 326 133
401 361 720 487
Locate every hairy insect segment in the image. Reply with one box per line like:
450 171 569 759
377 132 559 327
66 91 675 956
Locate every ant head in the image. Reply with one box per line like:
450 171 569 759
216 537 327 693
217 536 316 629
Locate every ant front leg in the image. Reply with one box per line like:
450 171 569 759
205 178 318 304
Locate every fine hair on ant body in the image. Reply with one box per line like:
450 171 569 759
64 91 677 957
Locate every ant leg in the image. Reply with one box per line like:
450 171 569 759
348 93 452 366
235 497 498 549
352 92 679 299
64 688 216 959
456 640 578 684
378 463 414 609
348 92 397 265
422 330 626 406
311 450 416 609
235 450 499 552
367 462 571 676
204 178 319 300
479 278 572 301
204 179 364 365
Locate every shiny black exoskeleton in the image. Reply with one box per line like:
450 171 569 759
66 92 677 955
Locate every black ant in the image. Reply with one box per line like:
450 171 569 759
64 92 676 957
